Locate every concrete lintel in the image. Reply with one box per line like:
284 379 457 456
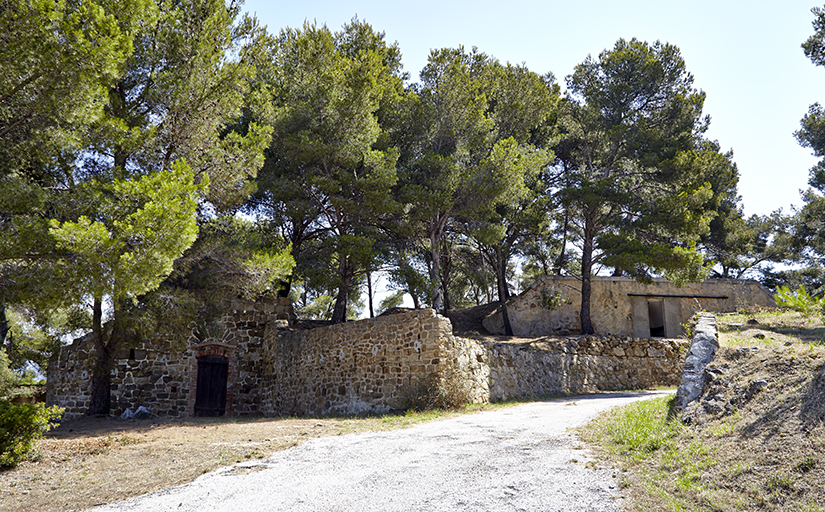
626 293 728 299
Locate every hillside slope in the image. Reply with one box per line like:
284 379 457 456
586 310 825 512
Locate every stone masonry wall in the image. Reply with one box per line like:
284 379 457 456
110 338 190 418
260 309 454 416
46 336 95 417
447 334 686 403
48 298 687 419
260 309 688 416
47 297 294 419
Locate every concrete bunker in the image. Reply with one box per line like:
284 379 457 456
484 276 775 338
629 291 731 339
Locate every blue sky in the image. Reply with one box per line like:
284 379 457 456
242 0 825 218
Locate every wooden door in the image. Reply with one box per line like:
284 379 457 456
194 356 228 417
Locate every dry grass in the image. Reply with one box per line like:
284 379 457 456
717 309 825 348
582 309 825 512
0 408 489 512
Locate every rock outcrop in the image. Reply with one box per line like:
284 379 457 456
675 313 719 412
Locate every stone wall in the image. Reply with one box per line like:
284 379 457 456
448 335 686 403
259 309 688 416
110 338 190 418
46 335 95 417
484 276 775 338
48 297 688 419
260 309 454 416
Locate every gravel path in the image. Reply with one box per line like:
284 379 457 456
94 391 667 512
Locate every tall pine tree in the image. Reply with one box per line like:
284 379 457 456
251 19 402 323
558 39 719 334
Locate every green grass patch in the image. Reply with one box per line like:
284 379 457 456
581 395 682 462
582 314 825 511
580 395 721 511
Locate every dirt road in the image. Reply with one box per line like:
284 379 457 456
95 391 667 512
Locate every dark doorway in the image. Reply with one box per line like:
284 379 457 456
648 300 665 337
194 355 228 417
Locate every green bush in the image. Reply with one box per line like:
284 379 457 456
774 285 825 316
0 400 64 468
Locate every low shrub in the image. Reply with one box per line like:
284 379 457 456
0 400 64 468
775 285 825 318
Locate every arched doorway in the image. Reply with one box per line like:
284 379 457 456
194 355 228 417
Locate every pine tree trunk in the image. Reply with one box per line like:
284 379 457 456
87 297 112 415
331 260 351 324
493 247 514 335
495 246 510 302
366 272 374 318
580 271 593 335
554 207 570 275
331 288 348 324
429 232 443 312
0 302 8 347
580 214 596 335
441 247 452 312
501 300 514 336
